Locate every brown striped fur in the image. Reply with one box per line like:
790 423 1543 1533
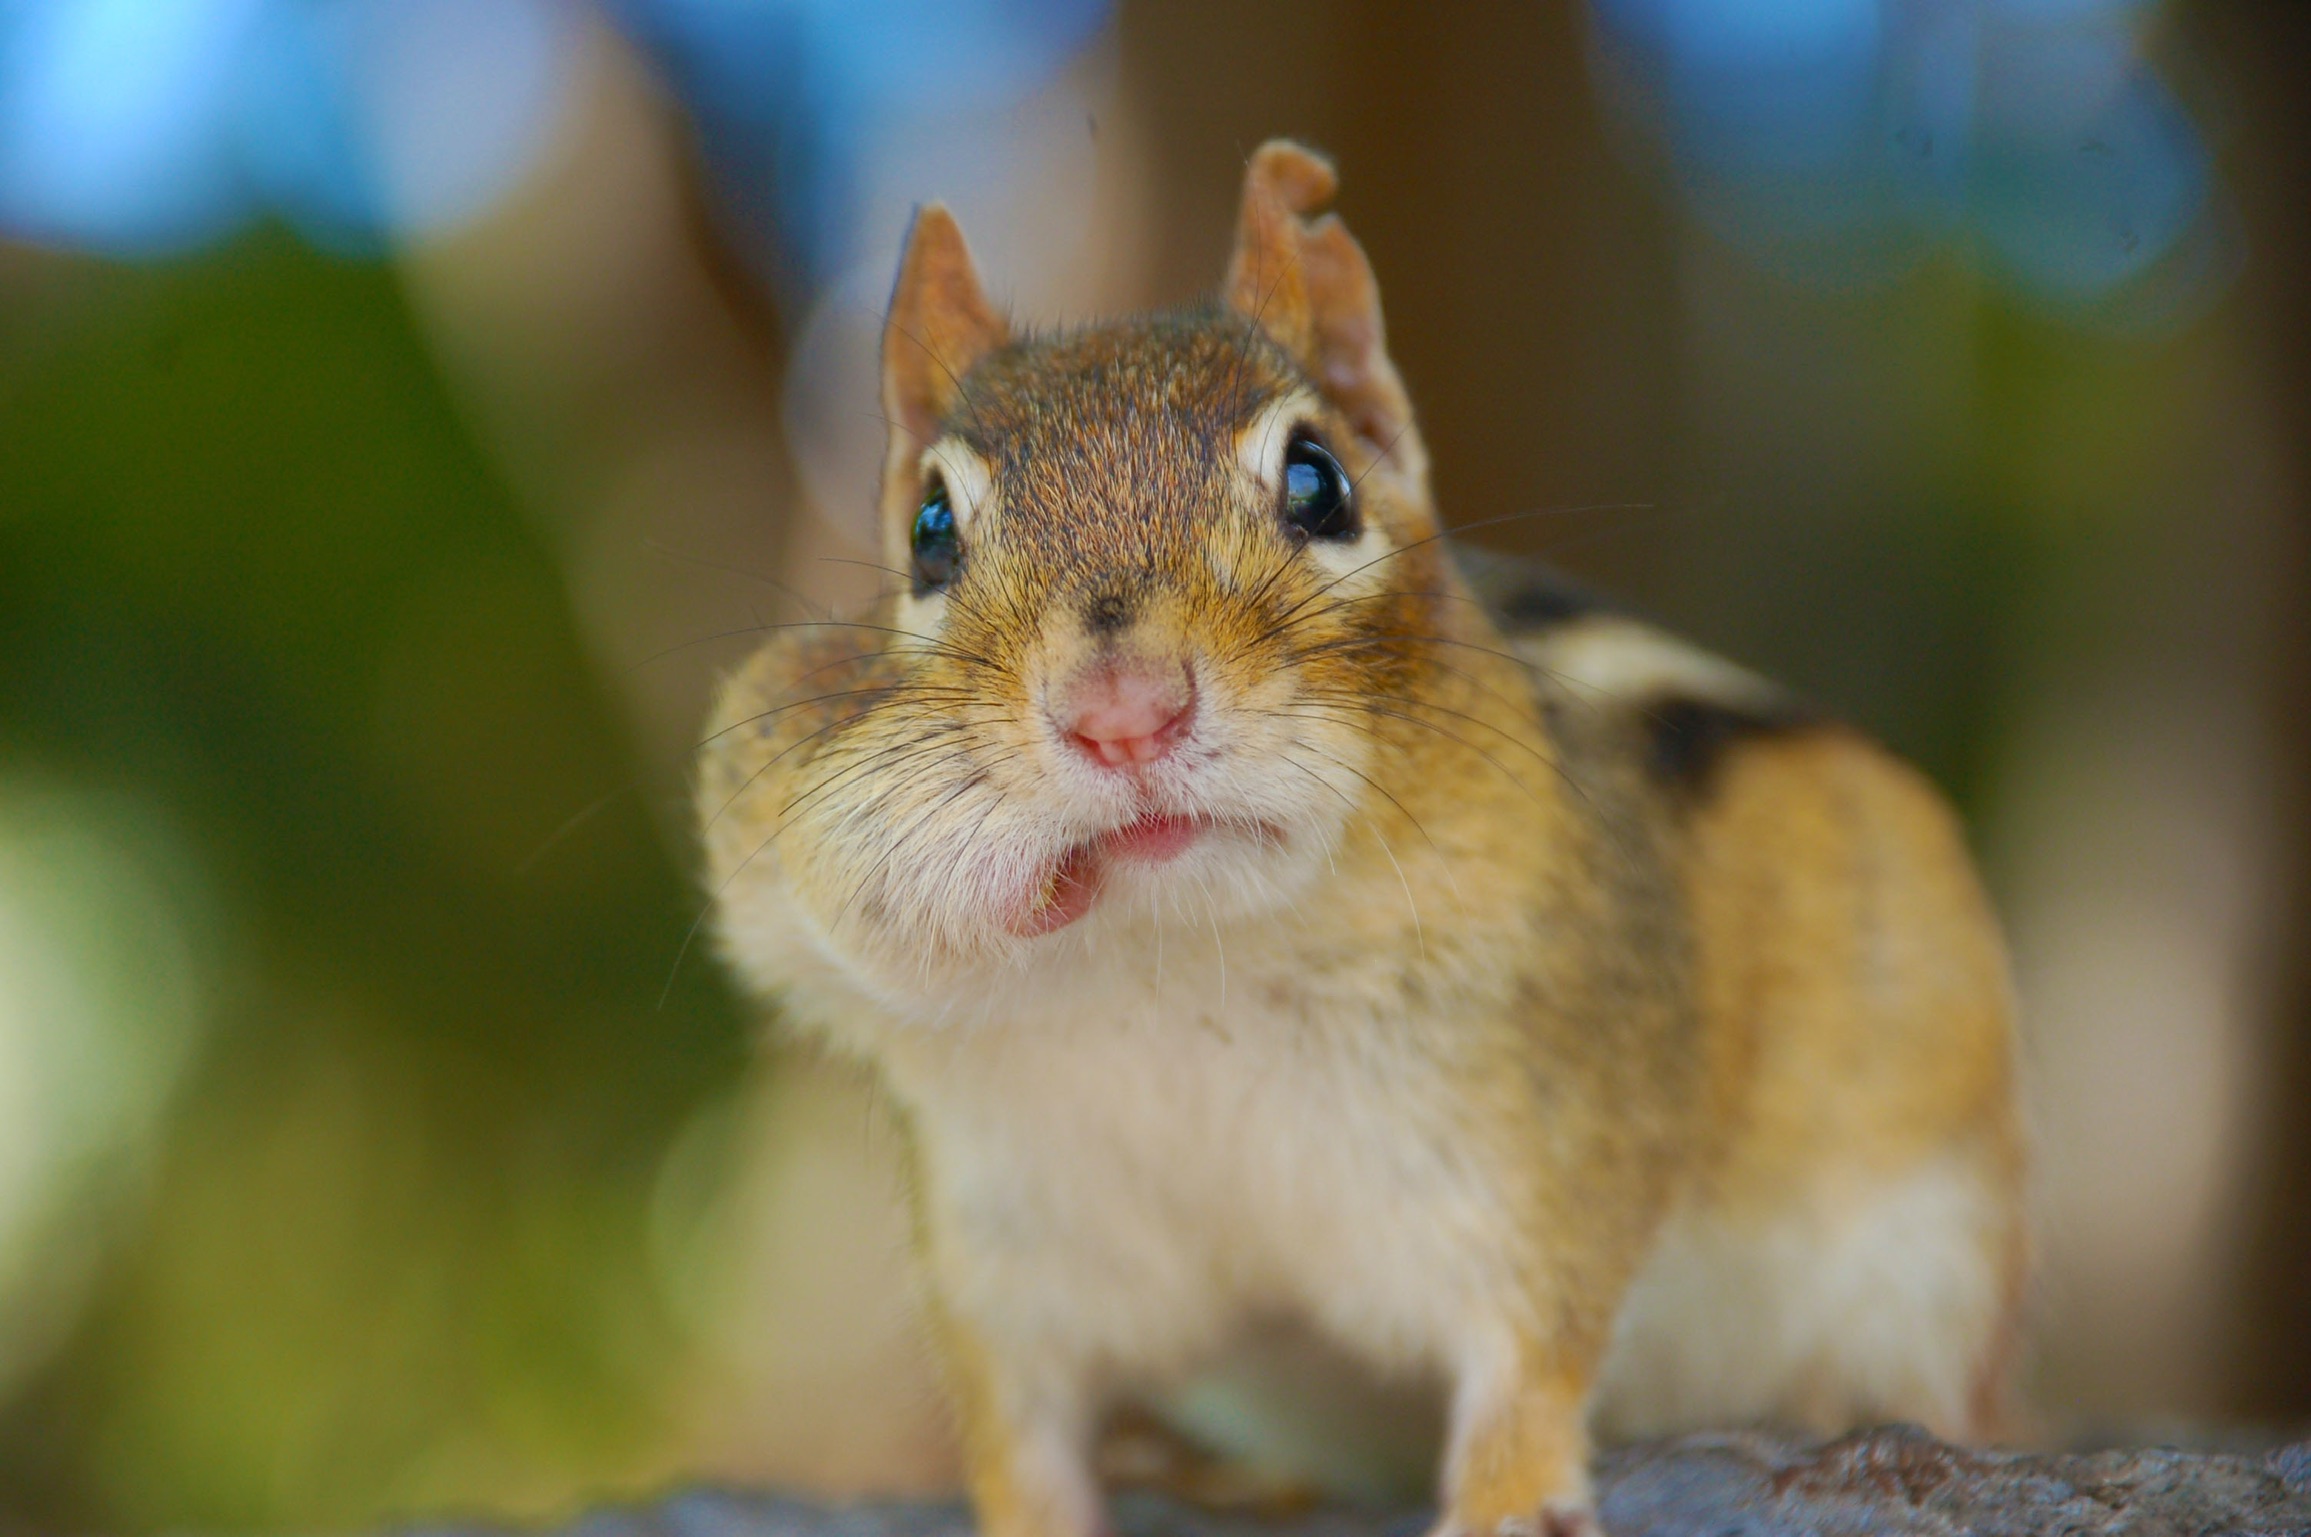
698 142 2026 1537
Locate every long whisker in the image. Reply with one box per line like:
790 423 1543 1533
1272 727 1448 866
512 787 630 878
778 724 984 828
630 624 760 673
1293 626 1703 737
1298 626 1540 725
639 537 829 620
1273 745 1433 959
833 767 992 935
1249 502 1658 647
924 785 1015 945
520 663 912 876
698 686 939 836
1303 685 1650 882
627 615 997 672
1347 420 1412 494
817 554 1010 631
670 719 992 1005
1283 695 1548 811
822 742 1020 866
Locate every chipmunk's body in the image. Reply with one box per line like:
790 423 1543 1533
700 144 2025 1537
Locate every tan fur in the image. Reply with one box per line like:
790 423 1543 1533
698 142 2026 1537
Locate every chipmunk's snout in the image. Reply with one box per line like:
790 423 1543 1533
1056 660 1195 769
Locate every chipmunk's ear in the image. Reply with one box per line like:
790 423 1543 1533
1224 140 1417 461
883 203 1008 462
1224 142 1331 359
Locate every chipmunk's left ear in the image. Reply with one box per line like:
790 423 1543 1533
1224 140 1418 464
882 203 1008 468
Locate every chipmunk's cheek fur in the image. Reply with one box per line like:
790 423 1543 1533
847 832 1064 979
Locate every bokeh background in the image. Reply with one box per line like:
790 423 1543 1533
1 0 2307 1529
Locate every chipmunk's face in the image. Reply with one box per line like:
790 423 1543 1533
751 149 1446 995
869 322 1441 960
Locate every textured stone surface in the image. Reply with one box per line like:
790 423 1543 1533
427 1428 2311 1537
1591 1425 2311 1535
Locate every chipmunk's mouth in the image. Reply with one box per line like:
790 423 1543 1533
1004 814 1278 938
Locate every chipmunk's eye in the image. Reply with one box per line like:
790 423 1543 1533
911 477 960 591
1281 435 1356 541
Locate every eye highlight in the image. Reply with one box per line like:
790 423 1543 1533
912 476 961 591
1281 435 1356 541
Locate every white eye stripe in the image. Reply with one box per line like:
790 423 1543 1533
919 439 995 530
1235 391 1323 494
1300 523 1385 578
1230 391 1391 577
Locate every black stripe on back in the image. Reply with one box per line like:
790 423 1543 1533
1456 546 1612 635
1499 569 1608 630
1642 693 1817 800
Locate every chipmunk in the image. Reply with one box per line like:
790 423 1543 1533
698 141 2027 1537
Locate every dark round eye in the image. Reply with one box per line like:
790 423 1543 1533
1281 435 1356 541
911 478 960 591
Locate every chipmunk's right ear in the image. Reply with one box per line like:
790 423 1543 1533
1225 141 1419 469
882 203 1008 463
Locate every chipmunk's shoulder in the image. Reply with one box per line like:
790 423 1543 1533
1460 548 1826 806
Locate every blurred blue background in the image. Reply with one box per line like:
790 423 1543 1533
0 0 2306 1529
0 0 2222 297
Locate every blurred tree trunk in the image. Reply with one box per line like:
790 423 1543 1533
2226 0 2311 1424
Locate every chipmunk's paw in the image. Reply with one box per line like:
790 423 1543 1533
1535 1504 1602 1537
1519 1504 1601 1537
1426 1503 1601 1537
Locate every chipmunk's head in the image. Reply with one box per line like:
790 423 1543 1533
783 142 1455 986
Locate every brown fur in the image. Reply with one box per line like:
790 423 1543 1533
697 142 2026 1537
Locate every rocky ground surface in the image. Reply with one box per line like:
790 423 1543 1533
426 1426 2311 1537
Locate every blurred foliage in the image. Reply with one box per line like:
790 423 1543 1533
0 0 2295 1524
0 232 749 1530
0 223 2171 1533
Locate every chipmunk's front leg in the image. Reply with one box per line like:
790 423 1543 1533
929 1300 1107 1537
1435 1335 1601 1537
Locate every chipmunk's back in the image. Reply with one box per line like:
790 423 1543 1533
1467 558 2026 1438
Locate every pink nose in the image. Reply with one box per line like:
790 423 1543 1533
1060 663 1193 768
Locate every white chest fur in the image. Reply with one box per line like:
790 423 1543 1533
873 920 1528 1390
